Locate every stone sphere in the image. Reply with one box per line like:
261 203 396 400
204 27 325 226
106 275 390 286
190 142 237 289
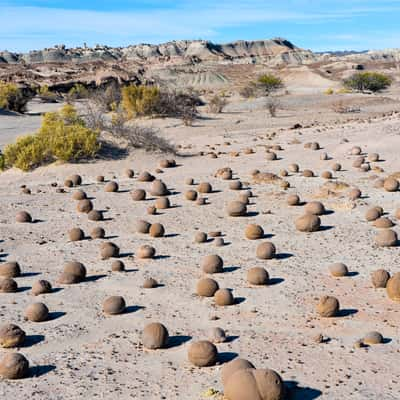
247 267 269 285
368 153 379 162
31 280 52 296
295 214 321 232
187 340 218 367
245 224 264 240
185 190 198 201
305 201 325 215
100 242 120 259
137 245 156 259
142 322 169 349
198 182 212 193
64 261 87 280
227 201 247 217
371 269 390 288
287 194 300 206
72 190 86 200
111 260 125 272
266 152 277 161
150 180 169 196
201 255 223 274
363 331 383 345
16 211 32 223
0 353 29 379
57 272 80 285
229 180 243 190
365 207 382 222
68 174 82 186
214 289 234 306
351 146 362 155
196 278 219 297
68 227 84 241
143 277 158 288
131 189 146 201
214 237 225 247
348 188 362 200
375 229 398 247
103 296 126 315
147 205 157 215
386 272 400 301
221 358 255 387
0 324 26 348
224 368 285 400
24 302 49 322
332 163 342 171
288 163 299 173
320 152 328 160
185 178 194 185
96 175 105 182
207 327 226 344
87 210 103 221
373 217 394 229
149 223 165 238
0 278 18 293
136 220 151 234
90 226 105 239
155 197 170 209
104 181 118 192
124 168 134 178
321 171 332 179
194 232 207 243
0 261 21 278
383 178 399 192
256 242 276 260
302 169 314 178
77 199 93 213
317 296 339 317
328 263 349 277
138 171 155 182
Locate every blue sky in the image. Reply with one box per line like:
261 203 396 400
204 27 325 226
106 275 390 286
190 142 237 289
0 0 399 52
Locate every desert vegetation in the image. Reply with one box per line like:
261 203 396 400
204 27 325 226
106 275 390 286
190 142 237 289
343 71 392 92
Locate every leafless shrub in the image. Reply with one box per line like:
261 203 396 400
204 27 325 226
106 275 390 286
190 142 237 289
82 101 176 153
207 94 228 113
90 83 121 112
239 83 257 99
265 97 280 117
331 100 361 114
112 124 176 153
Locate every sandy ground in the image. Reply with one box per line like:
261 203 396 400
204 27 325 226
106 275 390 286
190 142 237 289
0 92 400 399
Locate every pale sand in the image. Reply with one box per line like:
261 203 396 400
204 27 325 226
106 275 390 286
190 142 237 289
0 92 400 399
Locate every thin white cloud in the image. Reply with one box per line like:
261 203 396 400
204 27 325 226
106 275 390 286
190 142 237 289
0 1 399 51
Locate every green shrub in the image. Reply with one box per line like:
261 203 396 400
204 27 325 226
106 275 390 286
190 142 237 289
122 85 160 119
0 81 30 113
2 104 100 171
343 72 392 92
257 74 284 95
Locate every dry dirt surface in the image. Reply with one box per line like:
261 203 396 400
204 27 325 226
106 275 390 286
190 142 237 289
0 93 400 399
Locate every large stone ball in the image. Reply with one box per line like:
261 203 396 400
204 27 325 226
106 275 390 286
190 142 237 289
142 322 169 349
188 340 218 367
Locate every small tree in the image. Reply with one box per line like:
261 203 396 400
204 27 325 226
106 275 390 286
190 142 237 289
257 74 284 96
343 72 392 93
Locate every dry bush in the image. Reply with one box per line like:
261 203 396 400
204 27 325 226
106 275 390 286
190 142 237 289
265 97 280 117
0 82 31 113
207 94 228 113
239 82 257 98
90 83 121 112
331 100 361 114
37 85 59 103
